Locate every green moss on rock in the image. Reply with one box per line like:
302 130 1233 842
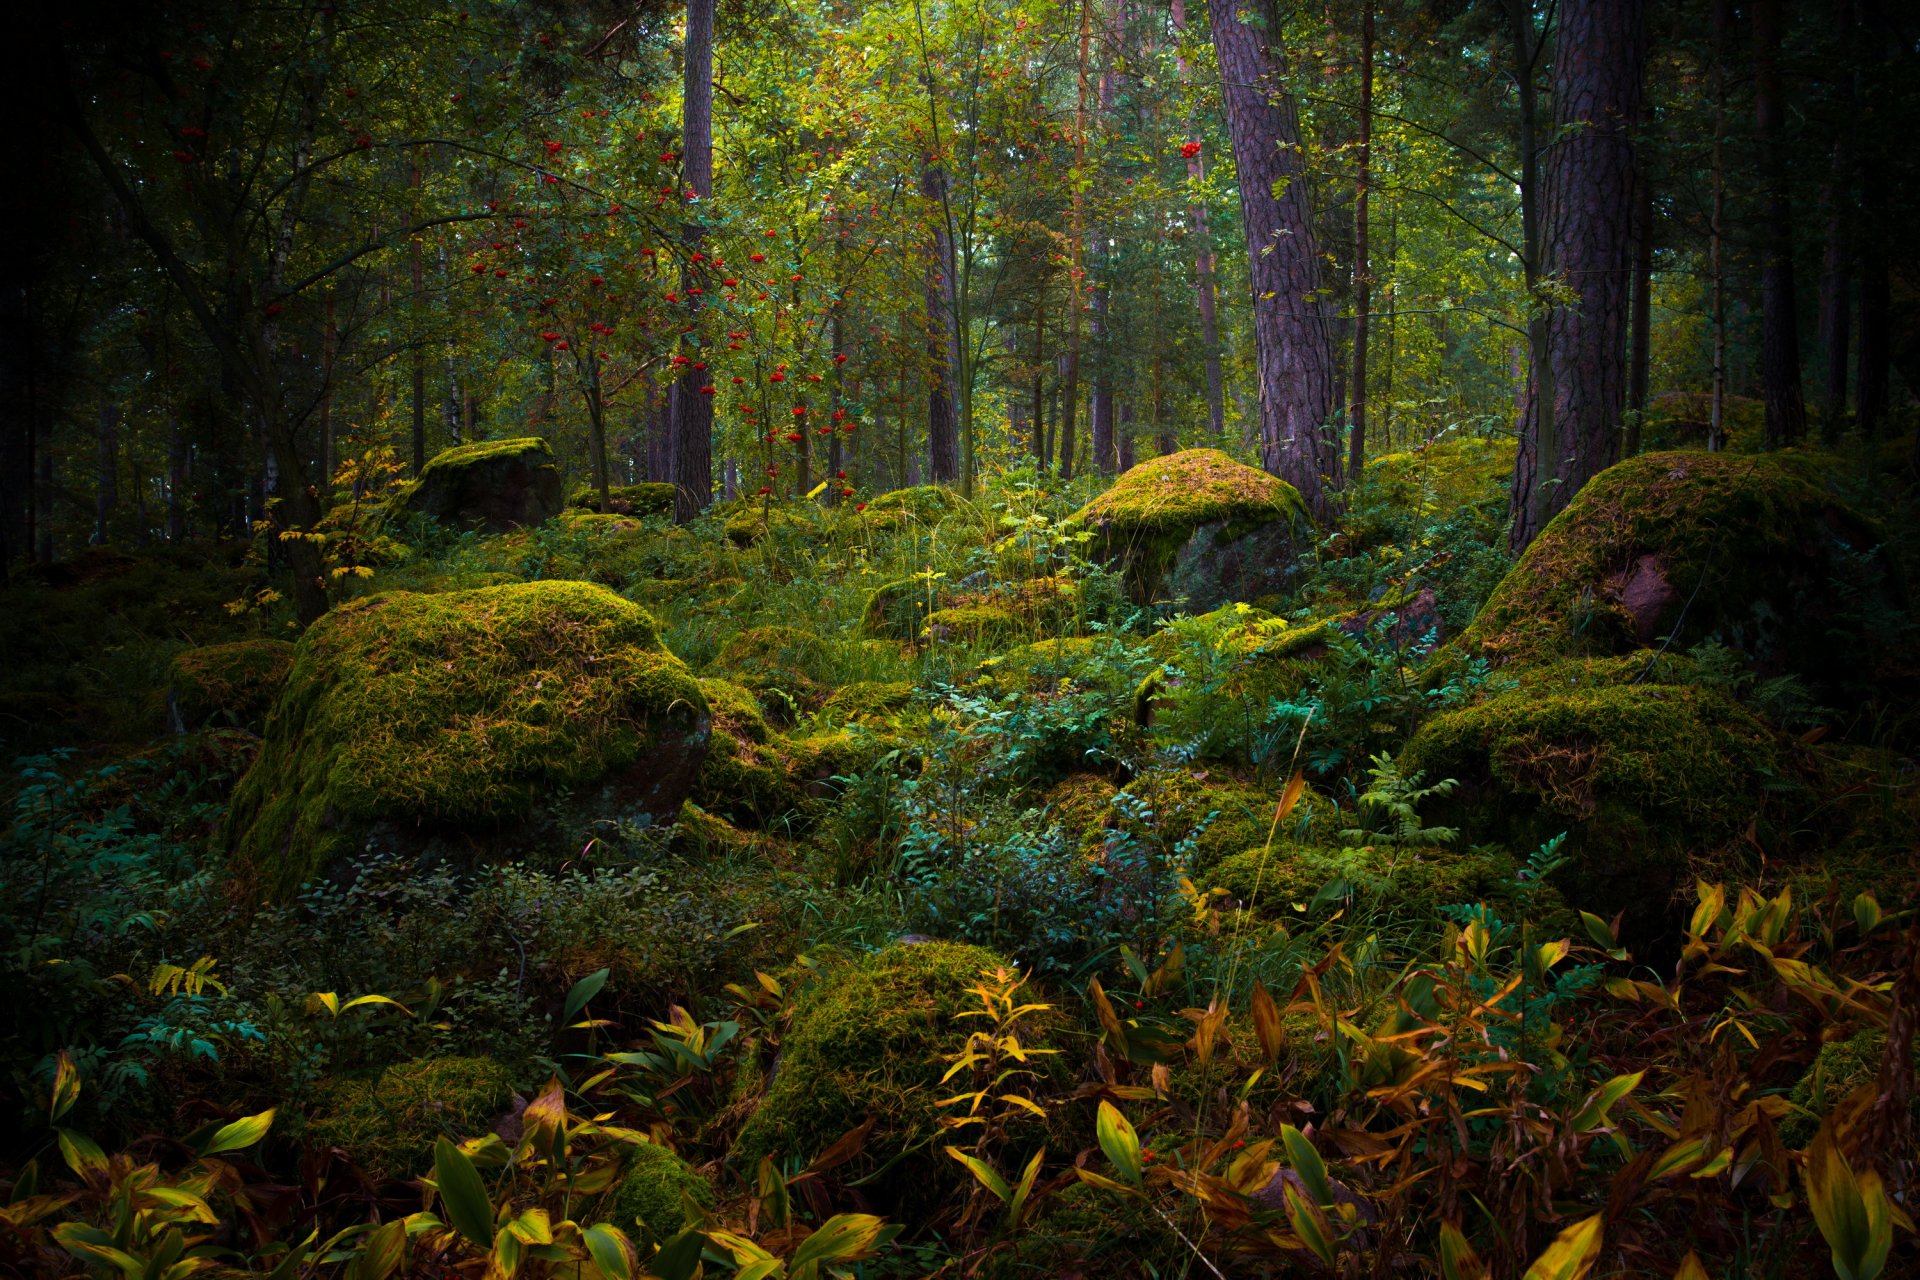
692 678 797 827
1209 841 1560 927
818 681 914 726
731 942 1051 1212
1065 449 1312 608
861 485 960 523
308 1056 515 1179
922 603 1025 644
1400 681 1789 923
859 577 942 641
226 581 709 902
386 437 564 533
1455 450 1905 704
168 639 296 731
608 1141 714 1242
567 482 677 517
713 625 836 716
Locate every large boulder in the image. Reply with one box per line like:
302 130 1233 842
225 581 709 902
387 438 564 532
1065 449 1311 609
1455 450 1906 705
167 639 296 733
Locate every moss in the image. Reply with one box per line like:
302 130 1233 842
721 502 821 548
921 603 1024 644
568 482 677 517
691 678 796 827
713 625 836 716
386 437 564 533
787 727 895 800
731 942 1052 1214
1365 436 1515 513
1209 841 1560 926
1400 681 1789 923
859 577 942 641
1064 449 1311 606
818 681 914 726
1040 773 1120 846
168 639 296 730
308 1056 515 1179
608 1141 714 1243
1115 768 1334 873
1454 450 1905 703
225 581 709 902
1781 1029 1918 1147
997 1181 1184 1277
861 484 960 523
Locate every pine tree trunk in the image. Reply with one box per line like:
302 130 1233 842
672 0 716 521
1206 0 1333 514
1169 0 1226 442
1817 0 1859 443
1348 3 1374 482
1511 0 1643 550
923 164 960 484
94 400 119 544
1627 165 1653 456
1753 0 1808 449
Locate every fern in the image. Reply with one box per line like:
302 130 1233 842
1339 753 1459 848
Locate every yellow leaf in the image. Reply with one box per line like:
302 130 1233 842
1521 1214 1604 1280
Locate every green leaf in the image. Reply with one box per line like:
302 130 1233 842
562 967 611 1027
200 1107 276 1156
1008 1147 1045 1227
1279 1124 1334 1208
944 1147 1009 1203
433 1137 496 1247
580 1224 634 1280
647 1229 705 1280
50 1050 80 1123
1439 1222 1488 1280
787 1213 887 1277
1570 1072 1642 1134
351 1219 407 1280
1095 1100 1143 1188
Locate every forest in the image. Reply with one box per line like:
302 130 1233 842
3 0 1919 1275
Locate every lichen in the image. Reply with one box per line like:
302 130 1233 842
225 580 709 902
608 1141 714 1243
168 639 296 730
307 1056 516 1179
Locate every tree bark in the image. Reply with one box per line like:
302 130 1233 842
1709 0 1730 450
1206 0 1334 514
922 163 961 484
93 400 119 545
1817 0 1859 442
409 154 427 475
1626 161 1653 456
672 0 716 521
1348 3 1374 482
1510 0 1643 550
1753 0 1808 449
1170 0 1227 443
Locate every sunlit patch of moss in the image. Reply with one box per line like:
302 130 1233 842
692 677 798 827
567 481 676 517
307 1056 516 1179
1114 767 1333 873
225 580 709 902
817 680 914 727
1208 841 1558 928
921 603 1024 644
730 941 1056 1215
167 639 296 731
713 625 837 716
861 484 960 524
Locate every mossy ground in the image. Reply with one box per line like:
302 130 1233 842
225 580 708 901
307 1056 516 1179
168 639 296 731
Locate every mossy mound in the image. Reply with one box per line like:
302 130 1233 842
567 481 676 518
731 942 1052 1213
167 639 296 732
921 603 1025 644
1781 1028 1918 1146
861 484 961 524
1365 436 1515 513
692 678 798 827
386 437 564 533
1114 768 1332 873
1209 842 1563 927
1065 449 1311 609
226 581 710 902
307 1056 516 1179
608 1141 714 1243
818 681 914 726
713 625 837 717
721 501 823 548
1456 450 1906 705
1400 681 1789 925
859 577 943 641
1039 772 1121 843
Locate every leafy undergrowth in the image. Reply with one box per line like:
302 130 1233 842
3 439 1918 1278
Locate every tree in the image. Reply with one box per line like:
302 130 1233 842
1751 0 1808 449
672 0 718 522
1206 0 1334 514
1509 0 1644 551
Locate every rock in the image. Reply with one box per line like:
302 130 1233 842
225 581 709 902
167 639 296 733
1399 676 1792 932
610 1142 714 1243
713 625 836 720
386 438 564 532
730 941 1058 1215
567 481 676 517
1065 449 1311 609
1454 450 1907 706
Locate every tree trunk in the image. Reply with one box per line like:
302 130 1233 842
1348 3 1374 482
167 407 188 543
1626 162 1653 457
1060 0 1093 484
1510 0 1643 550
1089 277 1116 474
409 155 427 475
1709 0 1730 450
319 291 337 492
672 0 716 521
1206 0 1334 514
1169 0 1227 442
922 164 960 484
1753 0 1808 449
1817 0 1859 442
94 400 119 545
1854 0 1891 439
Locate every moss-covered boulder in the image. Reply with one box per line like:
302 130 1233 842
691 678 798 827
1209 841 1567 929
1066 449 1311 609
861 484 961 524
167 639 296 732
568 481 677 518
307 1056 516 1179
387 438 564 533
731 942 1055 1213
1113 768 1333 872
1400 681 1790 926
608 1141 714 1243
818 681 915 726
226 581 710 902
1455 450 1906 705
859 576 943 641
